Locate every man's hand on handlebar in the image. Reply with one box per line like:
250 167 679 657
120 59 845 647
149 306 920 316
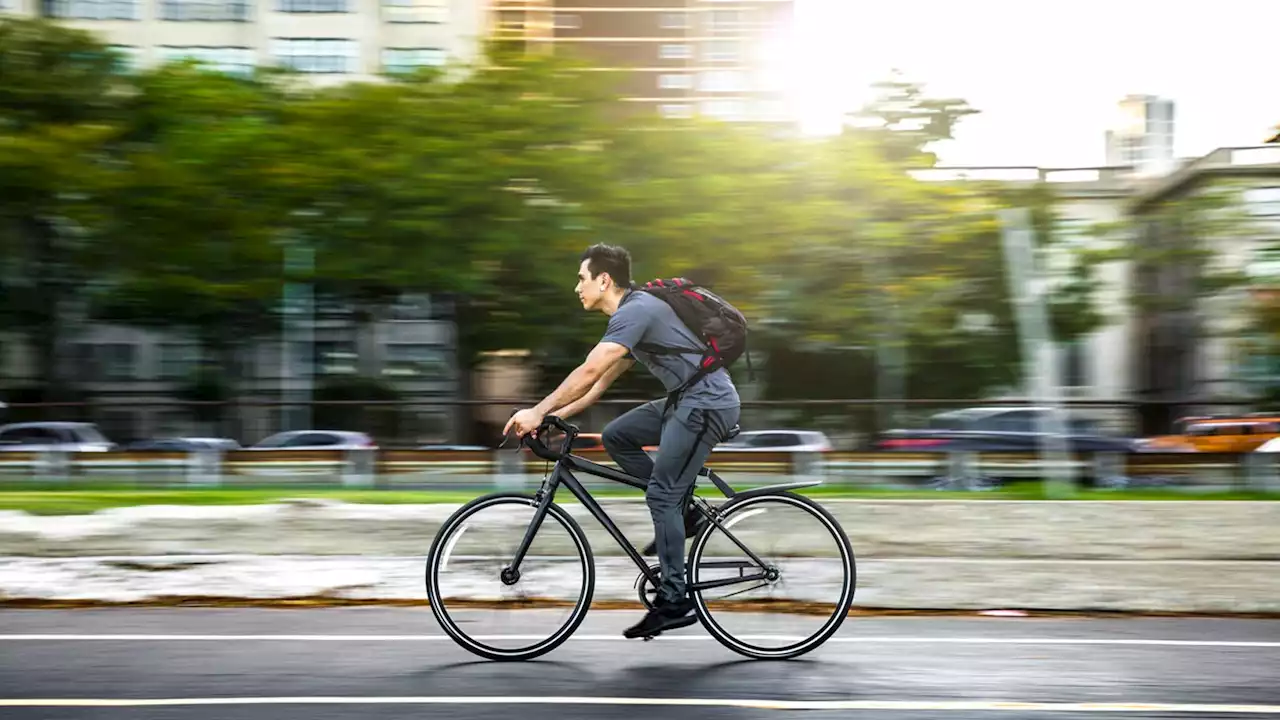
503 408 545 439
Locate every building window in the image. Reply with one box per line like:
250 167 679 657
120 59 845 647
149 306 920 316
314 341 358 376
160 46 256 75
553 13 579 29
659 12 687 29
703 39 740 63
659 44 691 60
383 0 446 23
658 74 692 90
95 344 138 382
659 103 693 119
1062 340 1088 388
1244 187 1280 217
699 70 745 92
42 0 138 20
273 39 357 74
382 47 445 73
277 0 346 11
382 344 451 380
158 343 201 381
700 99 746 121
160 0 251 20
108 45 143 72
707 9 745 31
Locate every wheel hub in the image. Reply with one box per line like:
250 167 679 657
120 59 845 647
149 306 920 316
500 567 521 586
764 566 780 582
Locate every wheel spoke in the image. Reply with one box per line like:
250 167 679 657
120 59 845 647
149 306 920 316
690 493 855 660
426 494 594 661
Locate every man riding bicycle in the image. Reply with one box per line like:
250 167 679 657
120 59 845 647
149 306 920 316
505 243 741 639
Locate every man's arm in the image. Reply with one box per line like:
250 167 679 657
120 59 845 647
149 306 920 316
534 342 631 417
504 342 632 437
552 355 634 419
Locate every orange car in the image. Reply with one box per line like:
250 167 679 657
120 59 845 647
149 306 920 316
1136 414 1280 453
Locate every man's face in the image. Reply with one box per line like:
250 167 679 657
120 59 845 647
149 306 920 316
575 259 603 310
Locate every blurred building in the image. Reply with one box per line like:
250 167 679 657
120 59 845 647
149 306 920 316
0 0 487 80
487 0 795 122
1128 146 1280 432
911 165 1136 432
914 145 1280 435
1104 94 1176 177
0 294 463 445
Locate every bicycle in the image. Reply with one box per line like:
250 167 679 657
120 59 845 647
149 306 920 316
424 414 856 662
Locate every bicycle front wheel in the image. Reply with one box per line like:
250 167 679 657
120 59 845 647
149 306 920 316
689 492 855 660
425 493 594 661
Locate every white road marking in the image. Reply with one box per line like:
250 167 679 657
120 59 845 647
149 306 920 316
0 634 1277 648
0 697 1278 712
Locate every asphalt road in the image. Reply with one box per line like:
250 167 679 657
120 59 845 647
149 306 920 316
0 608 1277 719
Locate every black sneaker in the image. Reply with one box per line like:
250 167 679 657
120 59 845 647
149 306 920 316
623 596 698 639
641 507 709 556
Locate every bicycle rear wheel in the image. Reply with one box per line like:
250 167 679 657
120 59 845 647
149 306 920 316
425 493 594 661
688 492 855 659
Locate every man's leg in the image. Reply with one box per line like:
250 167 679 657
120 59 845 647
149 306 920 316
624 404 739 639
601 400 665 480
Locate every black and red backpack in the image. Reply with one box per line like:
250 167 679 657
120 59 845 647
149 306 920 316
634 277 752 401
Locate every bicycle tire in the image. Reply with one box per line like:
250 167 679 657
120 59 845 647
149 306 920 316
688 491 855 660
425 492 595 661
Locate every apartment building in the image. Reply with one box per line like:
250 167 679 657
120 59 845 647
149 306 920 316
0 295 462 445
1128 145 1280 432
1105 94 1176 177
916 145 1280 434
488 0 795 122
0 0 486 79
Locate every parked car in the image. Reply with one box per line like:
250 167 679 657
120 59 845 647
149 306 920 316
875 407 1134 453
0 422 115 452
126 437 241 452
1135 414 1280 453
1253 436 1280 452
713 430 832 453
247 430 377 451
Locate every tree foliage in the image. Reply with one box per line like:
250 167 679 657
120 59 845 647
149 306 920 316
0 18 1114 413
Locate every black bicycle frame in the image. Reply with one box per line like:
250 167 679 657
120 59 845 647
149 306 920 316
505 451 770 592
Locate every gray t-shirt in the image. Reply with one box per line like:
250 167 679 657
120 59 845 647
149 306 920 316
601 290 740 410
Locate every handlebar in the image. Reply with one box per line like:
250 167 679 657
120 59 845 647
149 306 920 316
519 414 578 462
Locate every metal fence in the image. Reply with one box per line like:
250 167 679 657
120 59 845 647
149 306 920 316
2 396 1274 450
1 447 1278 494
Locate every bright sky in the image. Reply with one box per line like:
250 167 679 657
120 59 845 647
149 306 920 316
780 0 1280 167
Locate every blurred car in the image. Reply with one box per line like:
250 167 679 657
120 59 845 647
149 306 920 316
418 444 489 451
247 430 377 451
0 422 115 452
1135 415 1280 453
876 407 1134 453
713 430 832 453
126 437 241 452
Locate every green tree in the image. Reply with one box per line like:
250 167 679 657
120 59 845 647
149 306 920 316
0 18 127 400
277 49 618 375
93 61 296 391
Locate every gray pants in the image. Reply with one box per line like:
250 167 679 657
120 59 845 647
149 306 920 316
602 399 740 603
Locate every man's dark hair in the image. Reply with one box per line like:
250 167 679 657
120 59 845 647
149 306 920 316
581 243 632 289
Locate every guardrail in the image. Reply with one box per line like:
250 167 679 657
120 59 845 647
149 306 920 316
1 449 1279 492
